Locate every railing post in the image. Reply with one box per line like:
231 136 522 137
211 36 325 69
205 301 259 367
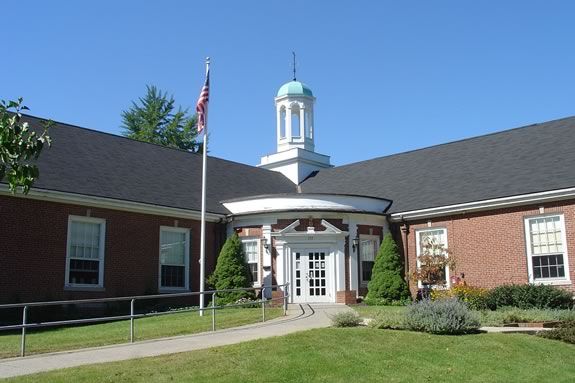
283 283 288 316
261 287 266 322
211 292 216 332
130 299 135 343
20 305 28 357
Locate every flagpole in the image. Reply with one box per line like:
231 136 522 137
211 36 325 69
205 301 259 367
199 57 210 316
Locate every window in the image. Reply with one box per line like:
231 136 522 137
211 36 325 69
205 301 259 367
159 227 190 290
525 215 570 284
360 235 379 284
66 216 106 288
416 228 449 287
242 239 259 284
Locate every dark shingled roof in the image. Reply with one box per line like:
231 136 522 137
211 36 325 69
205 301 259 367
17 115 296 215
300 116 575 214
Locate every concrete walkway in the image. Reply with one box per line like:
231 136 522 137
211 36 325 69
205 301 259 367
0 304 348 379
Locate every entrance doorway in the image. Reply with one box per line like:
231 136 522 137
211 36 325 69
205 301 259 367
292 250 332 303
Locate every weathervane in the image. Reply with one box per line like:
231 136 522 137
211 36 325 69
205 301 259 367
292 51 296 81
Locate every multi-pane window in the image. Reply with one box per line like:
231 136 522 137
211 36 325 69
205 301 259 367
159 227 189 290
66 216 105 287
242 240 259 284
360 236 379 284
416 228 448 287
525 215 569 282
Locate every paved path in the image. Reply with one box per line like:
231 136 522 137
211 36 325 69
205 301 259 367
0 304 348 379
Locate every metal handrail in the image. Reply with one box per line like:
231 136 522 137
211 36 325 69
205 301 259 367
0 283 290 357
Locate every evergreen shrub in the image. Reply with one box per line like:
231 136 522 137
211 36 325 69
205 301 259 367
539 320 575 344
405 298 480 334
486 284 573 310
365 233 410 305
207 233 255 305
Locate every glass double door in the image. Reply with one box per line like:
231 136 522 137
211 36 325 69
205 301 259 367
293 250 331 303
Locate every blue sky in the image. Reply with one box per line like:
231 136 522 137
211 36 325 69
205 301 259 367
3 1 575 166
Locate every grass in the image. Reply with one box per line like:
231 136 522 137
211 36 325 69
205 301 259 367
6 328 575 382
0 306 282 359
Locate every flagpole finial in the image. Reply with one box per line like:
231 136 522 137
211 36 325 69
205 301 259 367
205 57 210 65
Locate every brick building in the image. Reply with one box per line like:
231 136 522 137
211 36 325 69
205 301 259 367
1 79 574 304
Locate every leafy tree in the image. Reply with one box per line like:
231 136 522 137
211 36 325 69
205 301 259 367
366 233 410 305
207 233 255 305
411 238 455 287
121 85 200 152
0 98 51 194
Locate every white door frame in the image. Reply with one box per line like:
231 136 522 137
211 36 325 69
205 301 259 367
271 219 347 303
290 247 333 303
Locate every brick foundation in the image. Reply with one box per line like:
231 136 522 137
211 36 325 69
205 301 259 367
336 290 357 304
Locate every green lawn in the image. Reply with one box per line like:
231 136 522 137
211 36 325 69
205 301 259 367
7 328 575 382
0 307 282 359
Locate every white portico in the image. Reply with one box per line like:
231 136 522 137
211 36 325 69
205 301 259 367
223 194 391 303
258 80 332 185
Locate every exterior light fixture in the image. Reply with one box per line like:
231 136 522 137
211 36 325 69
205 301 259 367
262 237 270 250
352 235 360 253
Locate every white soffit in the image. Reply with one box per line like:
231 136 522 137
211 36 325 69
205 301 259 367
223 194 391 216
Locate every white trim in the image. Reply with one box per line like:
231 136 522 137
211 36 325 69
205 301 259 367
223 194 391 216
414 227 450 289
158 226 191 292
0 185 224 222
65 215 106 289
241 237 261 287
523 214 571 285
359 234 379 286
390 187 575 221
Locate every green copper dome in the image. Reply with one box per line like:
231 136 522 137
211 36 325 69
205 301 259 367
276 81 313 97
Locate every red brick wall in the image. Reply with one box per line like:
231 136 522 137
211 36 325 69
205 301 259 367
404 200 575 294
0 195 225 304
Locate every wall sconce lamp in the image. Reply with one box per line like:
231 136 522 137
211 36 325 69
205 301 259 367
262 237 270 251
352 235 360 253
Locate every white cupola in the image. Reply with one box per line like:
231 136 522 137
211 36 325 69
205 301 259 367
259 79 332 185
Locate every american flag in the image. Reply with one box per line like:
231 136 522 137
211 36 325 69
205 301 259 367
196 70 209 134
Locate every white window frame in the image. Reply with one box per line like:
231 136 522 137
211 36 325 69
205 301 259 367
524 214 571 286
359 234 380 286
415 227 450 289
65 215 106 289
158 226 190 292
241 238 261 287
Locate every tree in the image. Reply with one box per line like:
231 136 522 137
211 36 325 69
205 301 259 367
0 98 51 194
121 85 200 152
411 238 455 287
366 233 410 305
207 233 255 305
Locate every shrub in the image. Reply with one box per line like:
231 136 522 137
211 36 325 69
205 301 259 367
207 233 255 305
368 308 407 330
366 234 410 304
364 297 411 306
487 284 573 310
331 311 362 327
539 320 575 344
479 307 575 326
432 285 490 310
405 298 480 334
